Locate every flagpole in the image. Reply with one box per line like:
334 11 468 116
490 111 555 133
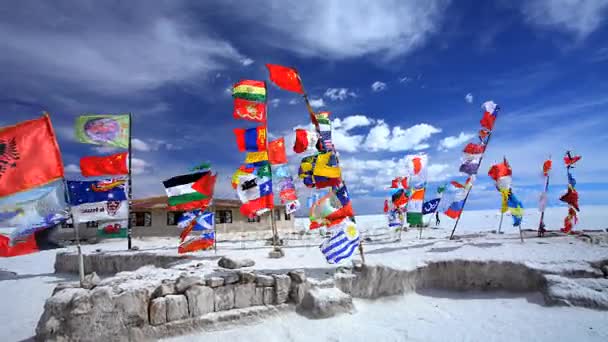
498 212 504 234
538 156 550 237
265 81 282 256
301 92 365 265
63 179 85 286
127 112 133 250
449 109 499 240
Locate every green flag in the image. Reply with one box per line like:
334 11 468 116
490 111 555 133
255 162 272 178
75 114 130 148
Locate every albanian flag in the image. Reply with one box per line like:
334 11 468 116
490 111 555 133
0 226 63 257
266 64 305 94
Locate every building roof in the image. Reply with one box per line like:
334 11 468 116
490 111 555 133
131 196 241 210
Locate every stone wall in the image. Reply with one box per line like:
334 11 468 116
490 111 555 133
54 251 191 275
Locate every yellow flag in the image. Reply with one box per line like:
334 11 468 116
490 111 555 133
245 151 268 164
500 189 509 213
313 152 341 178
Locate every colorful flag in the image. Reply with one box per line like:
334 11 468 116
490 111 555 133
543 159 552 177
1 226 62 257
480 101 498 131
463 143 485 155
384 199 389 213
285 200 300 214
459 159 480 175
313 152 341 178
507 192 524 226
391 177 401 188
240 194 274 218
318 131 334 151
178 231 215 254
268 138 287 165
231 165 254 189
488 159 512 182
75 114 129 148
163 172 212 208
319 218 360 264
67 179 127 205
293 129 318 154
233 98 267 123
560 186 580 211
407 186 425 225
422 198 441 214
273 164 291 179
234 127 267 152
0 115 64 197
445 199 465 219
266 64 305 94
564 152 581 167
405 153 428 182
233 80 266 102
80 152 128 177
479 129 490 144
191 173 216 198
97 220 128 238
72 200 128 223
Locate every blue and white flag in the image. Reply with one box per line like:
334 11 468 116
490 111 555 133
320 219 360 264
422 198 441 214
67 178 127 205
177 210 201 229
194 212 215 231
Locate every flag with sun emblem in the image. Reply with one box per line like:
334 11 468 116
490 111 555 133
319 218 360 264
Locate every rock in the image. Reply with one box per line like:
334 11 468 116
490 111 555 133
152 280 176 298
131 246 140 251
81 272 101 290
52 282 79 295
218 256 255 269
221 272 240 285
273 274 291 304
253 287 264 306
206 276 224 288
256 274 274 287
289 282 310 305
214 285 235 311
185 285 214 317
268 249 285 259
238 271 256 284
334 273 356 295
165 294 189 322
297 287 354 319
602 265 608 278
114 288 150 326
352 259 363 271
175 275 203 293
288 270 306 284
234 283 255 309
149 297 167 325
262 287 275 305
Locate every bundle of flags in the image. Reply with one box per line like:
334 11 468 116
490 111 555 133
560 151 581 233
443 101 499 221
0 115 68 257
405 153 428 226
273 163 300 215
232 80 275 218
538 158 552 235
177 211 216 254
266 64 359 264
488 158 524 226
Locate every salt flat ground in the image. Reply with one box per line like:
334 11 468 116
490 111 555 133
0 206 607 341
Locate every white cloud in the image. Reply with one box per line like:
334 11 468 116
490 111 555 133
224 87 232 95
131 158 150 175
363 121 441 152
399 76 412 83
333 115 374 131
229 1 450 59
309 98 325 108
131 138 151 152
324 88 357 100
438 132 475 151
520 0 608 39
92 146 121 154
64 164 80 173
241 57 254 66
269 99 281 108
371 81 387 92
465 93 474 104
288 99 299 105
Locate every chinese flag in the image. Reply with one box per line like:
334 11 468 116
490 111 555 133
266 64 305 94
268 138 287 165
0 115 64 197
80 152 128 177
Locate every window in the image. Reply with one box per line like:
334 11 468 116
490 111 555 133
130 212 152 227
284 212 291 221
274 209 281 221
85 221 98 228
216 210 232 224
167 211 184 226
247 216 261 223
61 219 74 229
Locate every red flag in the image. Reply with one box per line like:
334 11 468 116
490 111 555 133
325 202 354 225
463 143 485 155
168 198 211 212
451 180 465 189
80 152 128 177
543 159 552 177
294 129 316 154
384 199 389 213
391 177 400 188
266 64 305 94
280 188 297 203
480 111 496 130
564 154 581 167
191 173 216 197
0 234 38 257
178 236 214 254
240 194 274 218
233 98 267 123
234 126 267 152
401 177 408 189
0 115 64 197
488 161 512 181
268 138 287 165
560 187 580 211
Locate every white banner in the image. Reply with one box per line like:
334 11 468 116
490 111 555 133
72 200 128 223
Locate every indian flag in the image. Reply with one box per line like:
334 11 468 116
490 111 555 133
163 172 210 207
407 187 425 225
233 80 266 102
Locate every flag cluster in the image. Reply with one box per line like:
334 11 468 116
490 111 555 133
405 153 428 226
560 151 581 233
176 211 216 254
488 158 523 226
266 64 359 264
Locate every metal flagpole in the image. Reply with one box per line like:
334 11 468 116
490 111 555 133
498 212 504 234
265 81 282 255
127 112 133 250
449 109 499 240
63 179 85 285
302 92 365 265
518 224 524 242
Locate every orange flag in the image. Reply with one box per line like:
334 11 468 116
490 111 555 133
0 115 64 197
266 64 305 94
268 138 287 165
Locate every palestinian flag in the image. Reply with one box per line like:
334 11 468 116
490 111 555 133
233 80 266 102
163 172 212 208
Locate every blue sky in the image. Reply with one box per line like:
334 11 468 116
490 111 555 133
1 0 607 215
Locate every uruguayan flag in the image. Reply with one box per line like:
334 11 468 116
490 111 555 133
320 219 360 264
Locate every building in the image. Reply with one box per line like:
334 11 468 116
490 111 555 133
54 196 295 242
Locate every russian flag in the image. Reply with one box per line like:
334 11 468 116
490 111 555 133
444 199 465 219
